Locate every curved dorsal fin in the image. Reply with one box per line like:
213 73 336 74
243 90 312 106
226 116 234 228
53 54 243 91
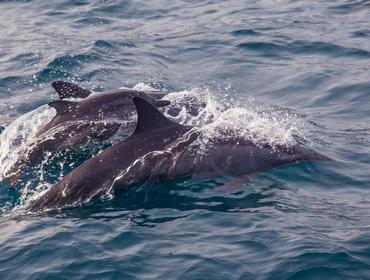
52 81 91 99
133 97 186 134
48 100 78 115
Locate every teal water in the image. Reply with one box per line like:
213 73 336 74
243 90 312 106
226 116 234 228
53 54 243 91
1 0 370 279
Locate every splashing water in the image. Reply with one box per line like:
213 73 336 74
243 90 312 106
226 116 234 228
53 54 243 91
200 106 307 148
126 82 307 148
0 105 56 182
0 83 309 213
162 86 308 148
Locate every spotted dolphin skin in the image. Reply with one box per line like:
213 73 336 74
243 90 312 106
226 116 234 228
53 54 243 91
30 97 331 212
5 81 170 185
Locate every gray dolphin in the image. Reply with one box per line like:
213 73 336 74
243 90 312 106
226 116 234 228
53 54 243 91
5 81 170 185
38 81 169 140
29 97 331 212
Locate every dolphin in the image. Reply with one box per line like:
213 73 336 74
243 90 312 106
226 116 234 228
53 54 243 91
5 81 170 185
29 97 331 212
38 81 170 139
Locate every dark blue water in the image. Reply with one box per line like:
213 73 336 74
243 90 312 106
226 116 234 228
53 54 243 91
1 0 370 279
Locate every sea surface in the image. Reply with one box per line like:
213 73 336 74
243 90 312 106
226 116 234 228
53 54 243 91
1 0 370 279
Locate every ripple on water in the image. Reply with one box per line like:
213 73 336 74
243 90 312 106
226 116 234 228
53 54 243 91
231 29 261 37
74 17 113 26
46 54 101 70
273 251 370 279
237 40 370 58
93 39 136 51
328 0 370 14
352 29 370 38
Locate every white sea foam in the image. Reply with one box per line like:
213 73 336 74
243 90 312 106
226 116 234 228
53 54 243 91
163 87 307 148
0 105 56 182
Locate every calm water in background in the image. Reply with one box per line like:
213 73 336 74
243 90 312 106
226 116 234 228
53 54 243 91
1 0 370 279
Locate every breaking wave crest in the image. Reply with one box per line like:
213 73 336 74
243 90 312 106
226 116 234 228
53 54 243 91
0 83 309 214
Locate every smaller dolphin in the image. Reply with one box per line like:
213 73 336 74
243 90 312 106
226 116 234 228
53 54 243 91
38 81 170 140
5 81 170 185
30 97 331 212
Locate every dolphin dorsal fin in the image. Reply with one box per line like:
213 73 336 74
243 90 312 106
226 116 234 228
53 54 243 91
52 81 91 99
133 97 186 134
48 100 78 115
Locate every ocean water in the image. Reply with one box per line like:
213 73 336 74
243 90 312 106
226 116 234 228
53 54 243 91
1 0 370 279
